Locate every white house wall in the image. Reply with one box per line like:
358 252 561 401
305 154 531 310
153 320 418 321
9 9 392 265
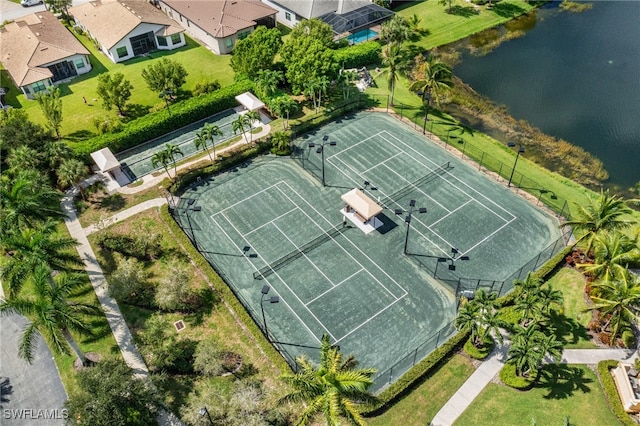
261 0 302 28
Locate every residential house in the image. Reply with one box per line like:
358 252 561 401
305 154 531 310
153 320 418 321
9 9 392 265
157 0 277 55
0 11 91 99
69 0 185 63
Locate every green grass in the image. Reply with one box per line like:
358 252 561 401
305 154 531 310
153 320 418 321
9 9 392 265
10 33 233 140
367 354 475 425
454 364 621 426
396 0 537 50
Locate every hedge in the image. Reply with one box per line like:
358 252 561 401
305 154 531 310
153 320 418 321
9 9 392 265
464 337 494 360
597 360 638 426
158 203 291 375
73 79 254 158
334 41 382 69
363 329 470 416
499 363 537 390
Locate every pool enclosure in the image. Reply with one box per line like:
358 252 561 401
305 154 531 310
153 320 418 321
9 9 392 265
319 3 393 39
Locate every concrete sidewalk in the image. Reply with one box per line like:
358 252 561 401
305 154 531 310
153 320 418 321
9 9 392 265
83 198 167 236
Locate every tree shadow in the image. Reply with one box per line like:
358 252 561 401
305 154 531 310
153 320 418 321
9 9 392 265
0 377 12 407
549 310 591 346
123 103 152 121
449 5 481 18
82 318 115 343
65 129 96 142
536 364 593 400
491 2 527 18
185 287 219 326
99 193 126 211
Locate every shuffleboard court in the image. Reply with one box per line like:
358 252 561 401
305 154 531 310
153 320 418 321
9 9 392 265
176 111 564 391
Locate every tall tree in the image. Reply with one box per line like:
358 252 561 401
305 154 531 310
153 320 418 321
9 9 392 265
0 221 82 297
0 265 100 365
230 26 282 79
232 114 248 143
164 143 183 178
141 57 188 94
408 56 453 109
279 335 378 426
0 109 50 156
151 150 171 179
289 18 335 47
562 190 636 255
269 96 298 130
243 110 260 144
44 0 72 17
579 231 640 281
65 358 160 425
35 87 63 139
0 171 63 233
337 69 358 100
201 122 223 161
96 72 133 116
45 140 74 174
455 290 503 348
506 324 562 378
57 158 88 199
256 69 284 98
590 271 640 344
6 145 43 172
381 42 410 106
380 15 411 44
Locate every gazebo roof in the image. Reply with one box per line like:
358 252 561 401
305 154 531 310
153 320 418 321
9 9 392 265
341 188 382 220
90 147 120 172
235 91 265 111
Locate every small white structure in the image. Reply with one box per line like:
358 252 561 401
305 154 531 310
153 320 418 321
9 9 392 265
235 91 265 112
90 147 130 189
612 363 640 413
341 188 383 234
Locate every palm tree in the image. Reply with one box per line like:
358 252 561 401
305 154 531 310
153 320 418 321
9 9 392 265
164 143 184 178
315 76 329 111
338 69 358 100
0 171 64 232
232 114 248 143
409 56 453 106
279 335 378 426
270 131 291 154
0 221 83 297
562 189 635 255
57 158 89 199
590 272 640 344
256 69 283 98
272 96 298 130
6 145 43 172
455 301 483 346
304 78 321 113
407 13 421 33
201 122 223 161
507 325 543 378
380 15 411 44
244 110 261 144
578 231 640 281
455 290 503 348
151 149 171 179
193 131 210 162
0 265 101 365
381 42 410 106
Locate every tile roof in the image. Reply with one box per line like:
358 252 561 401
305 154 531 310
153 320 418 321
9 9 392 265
0 11 89 86
267 0 371 19
160 0 277 38
69 0 183 50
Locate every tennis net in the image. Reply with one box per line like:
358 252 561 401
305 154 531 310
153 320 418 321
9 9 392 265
253 225 346 280
378 161 451 208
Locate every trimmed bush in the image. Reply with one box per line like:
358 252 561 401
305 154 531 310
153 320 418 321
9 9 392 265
73 80 253 158
597 360 637 426
463 337 493 360
499 363 536 390
334 41 382 69
621 329 636 349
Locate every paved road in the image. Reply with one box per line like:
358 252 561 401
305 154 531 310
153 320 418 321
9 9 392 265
0 314 67 426
0 0 92 23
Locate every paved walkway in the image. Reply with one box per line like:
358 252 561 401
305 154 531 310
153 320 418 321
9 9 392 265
431 340 638 426
83 198 167 236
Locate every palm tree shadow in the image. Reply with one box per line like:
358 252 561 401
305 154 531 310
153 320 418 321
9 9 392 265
0 377 12 407
536 364 593 400
491 2 527 18
449 5 480 18
549 311 591 346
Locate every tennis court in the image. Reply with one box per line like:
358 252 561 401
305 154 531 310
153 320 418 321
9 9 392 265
175 112 563 390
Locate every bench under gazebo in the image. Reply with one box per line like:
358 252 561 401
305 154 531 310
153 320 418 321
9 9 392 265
341 188 383 234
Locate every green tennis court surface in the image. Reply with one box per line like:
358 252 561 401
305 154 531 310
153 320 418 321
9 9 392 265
176 112 563 390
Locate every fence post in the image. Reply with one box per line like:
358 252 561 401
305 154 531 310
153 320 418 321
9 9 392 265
388 367 393 384
413 348 418 366
386 94 389 113
479 152 485 171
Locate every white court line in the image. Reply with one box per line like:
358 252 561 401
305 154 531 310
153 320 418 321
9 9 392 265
335 298 405 345
360 151 404 175
324 131 388 160
272 222 337 287
209 205 327 344
305 268 364 305
211 182 282 216
428 199 475 229
245 208 297 236
463 216 517 254
381 163 452 213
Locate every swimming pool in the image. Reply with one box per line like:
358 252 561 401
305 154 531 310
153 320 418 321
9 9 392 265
347 28 378 44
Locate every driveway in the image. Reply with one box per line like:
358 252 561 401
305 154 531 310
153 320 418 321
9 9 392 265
0 314 67 426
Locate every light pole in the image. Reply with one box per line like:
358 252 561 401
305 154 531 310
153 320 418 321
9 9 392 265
416 90 431 135
182 198 202 250
260 285 279 339
199 406 213 425
433 247 469 277
507 142 525 187
394 199 427 255
159 89 174 115
308 135 336 187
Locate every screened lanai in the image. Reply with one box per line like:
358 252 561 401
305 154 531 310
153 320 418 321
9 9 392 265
319 3 394 35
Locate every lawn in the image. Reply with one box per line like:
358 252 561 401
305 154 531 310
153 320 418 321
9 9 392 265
453 364 621 425
546 267 597 349
368 354 476 425
396 0 537 50
10 33 234 140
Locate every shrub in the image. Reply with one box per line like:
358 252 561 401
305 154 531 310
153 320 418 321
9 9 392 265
193 336 225 377
92 115 122 135
193 79 221 96
334 41 382 69
499 363 536 390
155 259 192 312
597 360 637 426
140 314 196 374
621 329 635 349
107 257 154 307
464 337 493 360
96 231 162 260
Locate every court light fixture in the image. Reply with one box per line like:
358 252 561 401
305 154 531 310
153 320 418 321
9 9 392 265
308 142 316 148
261 285 270 295
310 137 337 187
507 142 525 188
395 200 427 255
260 285 279 340
323 135 329 142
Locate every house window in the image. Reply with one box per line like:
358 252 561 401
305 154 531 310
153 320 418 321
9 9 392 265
225 38 233 49
157 36 168 47
75 58 86 69
32 81 47 93
285 11 291 21
116 46 128 59
238 30 249 40
171 33 181 44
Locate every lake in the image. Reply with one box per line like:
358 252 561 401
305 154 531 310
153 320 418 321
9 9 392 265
452 1 640 191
